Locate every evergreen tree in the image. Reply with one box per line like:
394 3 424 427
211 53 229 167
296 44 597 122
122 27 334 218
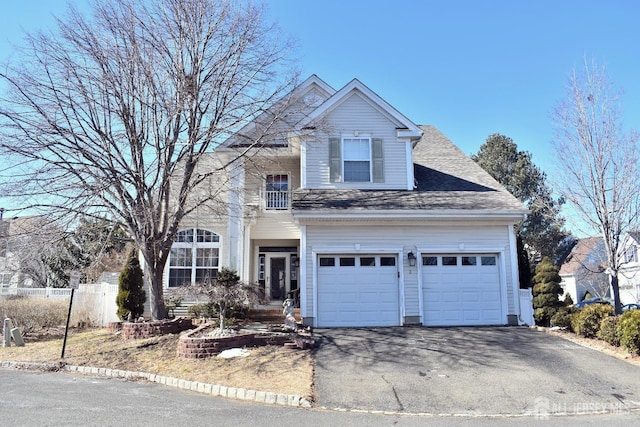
472 134 570 285
116 248 146 321
531 257 563 326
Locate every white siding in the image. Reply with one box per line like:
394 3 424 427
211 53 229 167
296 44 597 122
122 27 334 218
251 212 300 239
305 92 408 189
303 223 517 323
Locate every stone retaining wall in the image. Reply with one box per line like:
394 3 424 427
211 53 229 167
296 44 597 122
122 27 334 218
121 318 194 339
177 326 292 359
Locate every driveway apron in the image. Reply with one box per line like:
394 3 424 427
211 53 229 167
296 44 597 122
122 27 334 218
312 327 640 416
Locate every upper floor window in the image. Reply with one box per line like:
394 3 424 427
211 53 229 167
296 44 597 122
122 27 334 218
265 174 289 210
329 137 384 183
625 245 638 263
169 228 220 287
343 138 371 182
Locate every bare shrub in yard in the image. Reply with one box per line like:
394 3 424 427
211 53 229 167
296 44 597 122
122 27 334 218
188 267 264 331
0 299 67 335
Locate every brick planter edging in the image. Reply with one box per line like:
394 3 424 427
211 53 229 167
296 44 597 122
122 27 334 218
177 325 294 359
121 318 194 340
0 361 312 407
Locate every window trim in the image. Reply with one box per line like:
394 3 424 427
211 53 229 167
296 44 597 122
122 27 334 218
342 136 372 182
168 228 221 287
264 173 290 210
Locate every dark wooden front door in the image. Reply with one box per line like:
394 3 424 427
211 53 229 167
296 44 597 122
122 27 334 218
270 257 286 300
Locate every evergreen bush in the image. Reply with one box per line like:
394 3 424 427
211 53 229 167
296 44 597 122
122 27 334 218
563 293 574 306
571 304 614 338
617 310 640 355
116 248 146 321
550 307 575 330
532 257 563 326
597 316 620 346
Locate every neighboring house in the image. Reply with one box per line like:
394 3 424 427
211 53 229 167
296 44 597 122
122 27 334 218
617 232 640 304
0 216 43 288
559 236 609 303
163 75 529 327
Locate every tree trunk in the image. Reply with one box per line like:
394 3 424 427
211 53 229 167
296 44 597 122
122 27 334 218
147 269 169 320
219 303 227 331
142 255 168 320
610 274 622 315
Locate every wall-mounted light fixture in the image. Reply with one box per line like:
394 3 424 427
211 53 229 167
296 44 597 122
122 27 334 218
407 251 417 267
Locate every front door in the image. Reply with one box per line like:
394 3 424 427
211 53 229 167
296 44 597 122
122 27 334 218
269 257 287 300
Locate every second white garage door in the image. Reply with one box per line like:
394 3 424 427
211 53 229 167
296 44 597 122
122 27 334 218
422 254 502 326
317 254 400 327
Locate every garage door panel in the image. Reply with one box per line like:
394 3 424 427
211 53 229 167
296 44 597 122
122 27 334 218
422 253 502 326
317 254 400 327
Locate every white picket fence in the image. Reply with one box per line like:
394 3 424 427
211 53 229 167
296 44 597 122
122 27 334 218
0 283 119 327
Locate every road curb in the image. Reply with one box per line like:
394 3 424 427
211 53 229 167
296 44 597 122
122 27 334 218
0 360 312 408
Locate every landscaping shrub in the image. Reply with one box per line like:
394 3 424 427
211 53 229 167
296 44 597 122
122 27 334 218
617 310 640 355
571 304 614 338
0 298 67 334
532 258 563 327
563 293 574 306
550 307 575 330
597 316 620 346
188 267 263 330
187 302 217 319
186 301 249 321
116 248 146 321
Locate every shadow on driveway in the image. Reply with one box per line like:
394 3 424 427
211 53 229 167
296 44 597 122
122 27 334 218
312 327 640 416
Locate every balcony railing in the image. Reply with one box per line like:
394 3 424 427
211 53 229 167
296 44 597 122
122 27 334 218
265 190 290 210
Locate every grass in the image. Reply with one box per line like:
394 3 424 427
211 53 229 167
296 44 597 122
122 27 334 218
0 328 314 399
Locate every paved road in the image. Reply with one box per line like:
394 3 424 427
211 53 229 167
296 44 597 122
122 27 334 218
1 368 638 426
313 326 640 416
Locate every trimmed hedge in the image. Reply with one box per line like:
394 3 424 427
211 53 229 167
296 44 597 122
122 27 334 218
617 310 640 355
571 304 614 338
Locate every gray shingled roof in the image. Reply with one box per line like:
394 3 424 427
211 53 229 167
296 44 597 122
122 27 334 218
292 125 527 214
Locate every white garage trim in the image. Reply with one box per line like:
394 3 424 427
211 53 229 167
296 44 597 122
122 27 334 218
312 247 404 328
417 248 508 326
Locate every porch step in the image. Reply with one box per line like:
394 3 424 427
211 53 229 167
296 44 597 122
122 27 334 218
248 308 300 323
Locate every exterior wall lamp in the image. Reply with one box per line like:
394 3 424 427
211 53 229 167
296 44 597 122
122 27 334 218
407 251 417 267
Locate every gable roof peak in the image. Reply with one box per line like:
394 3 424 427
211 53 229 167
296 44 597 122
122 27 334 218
302 77 422 139
296 74 336 96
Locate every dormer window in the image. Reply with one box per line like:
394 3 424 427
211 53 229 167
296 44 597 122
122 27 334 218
343 138 371 182
329 137 384 183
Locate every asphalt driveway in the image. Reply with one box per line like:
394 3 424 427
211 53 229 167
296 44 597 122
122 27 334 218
313 327 640 416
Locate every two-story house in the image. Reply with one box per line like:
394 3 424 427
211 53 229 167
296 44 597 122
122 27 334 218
559 236 609 303
164 75 529 328
617 232 640 304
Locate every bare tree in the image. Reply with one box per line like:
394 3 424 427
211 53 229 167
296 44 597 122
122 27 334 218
552 59 640 314
0 0 297 319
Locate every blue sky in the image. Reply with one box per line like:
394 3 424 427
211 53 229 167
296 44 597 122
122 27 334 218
1 0 639 233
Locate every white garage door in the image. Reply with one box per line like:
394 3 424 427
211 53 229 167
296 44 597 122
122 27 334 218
317 254 400 327
422 254 502 326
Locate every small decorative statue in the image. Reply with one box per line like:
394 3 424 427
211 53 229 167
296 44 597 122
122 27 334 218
283 298 297 331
